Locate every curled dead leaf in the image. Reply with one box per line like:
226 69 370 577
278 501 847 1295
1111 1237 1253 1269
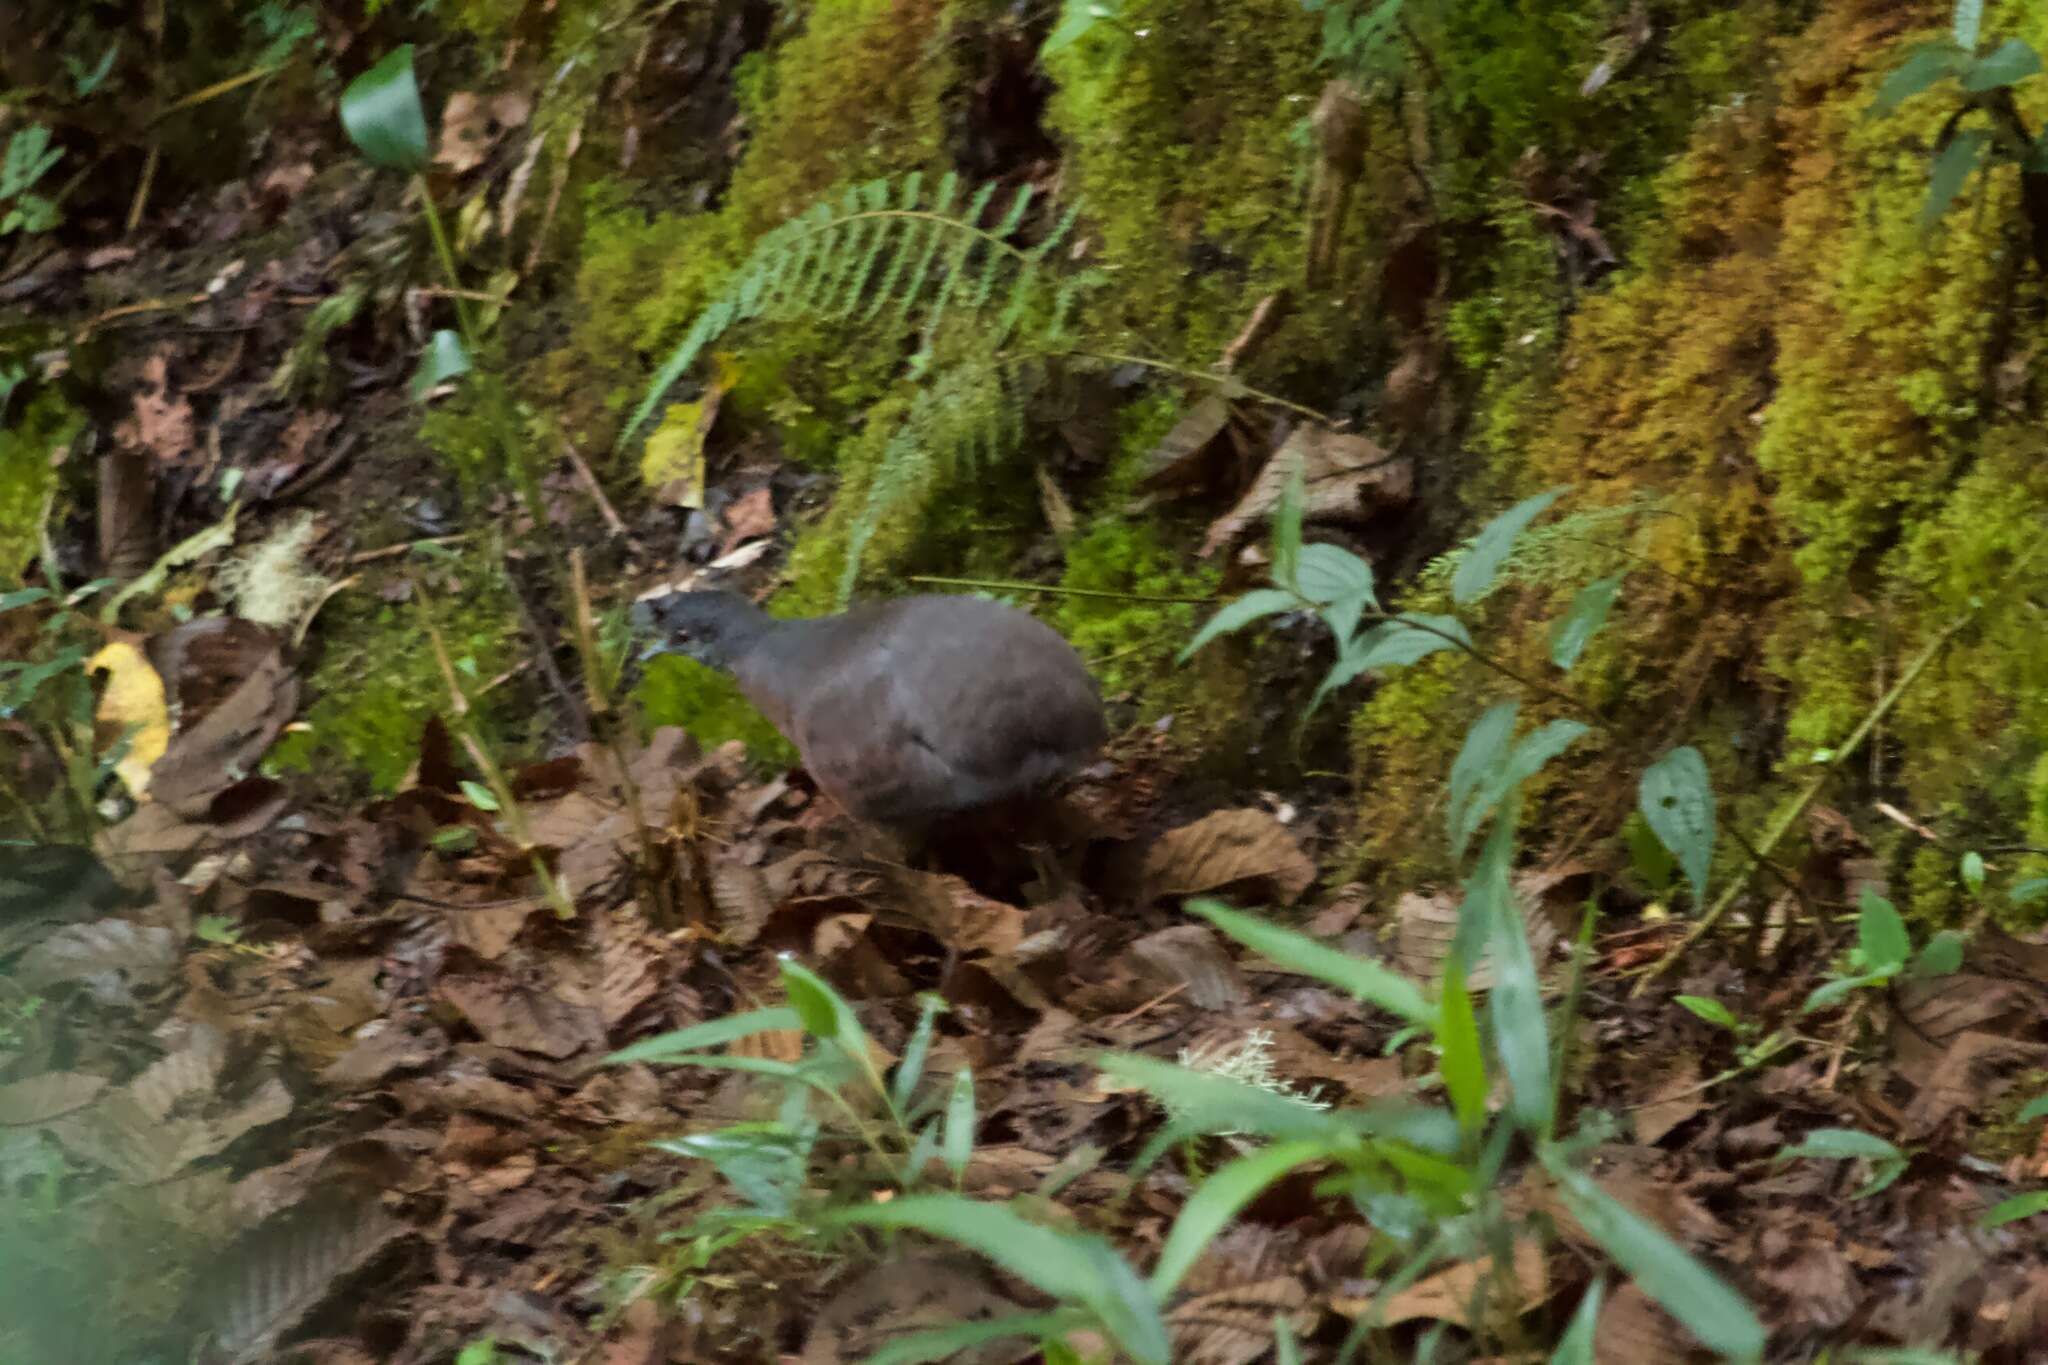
1142 808 1316 906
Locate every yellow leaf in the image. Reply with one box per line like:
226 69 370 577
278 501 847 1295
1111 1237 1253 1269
638 363 733 509
87 642 171 799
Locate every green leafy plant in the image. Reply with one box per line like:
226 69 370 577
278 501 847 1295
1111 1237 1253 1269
0 126 65 237
1870 0 2048 255
339 46 477 396
1801 889 1964 1014
604 971 974 1312
1301 0 1412 85
1184 471 1719 903
619 172 1093 600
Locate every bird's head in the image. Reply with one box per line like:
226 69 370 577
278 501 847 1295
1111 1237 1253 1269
630 588 768 671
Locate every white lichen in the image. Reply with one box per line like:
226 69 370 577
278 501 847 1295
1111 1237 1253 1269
215 513 330 629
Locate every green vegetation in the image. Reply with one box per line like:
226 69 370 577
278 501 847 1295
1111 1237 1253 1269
265 544 524 794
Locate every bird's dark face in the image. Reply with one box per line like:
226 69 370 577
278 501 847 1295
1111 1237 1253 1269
630 589 760 670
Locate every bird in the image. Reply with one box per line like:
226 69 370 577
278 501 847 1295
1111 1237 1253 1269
629 589 1107 843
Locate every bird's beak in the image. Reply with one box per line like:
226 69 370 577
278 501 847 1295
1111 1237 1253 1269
629 600 672 660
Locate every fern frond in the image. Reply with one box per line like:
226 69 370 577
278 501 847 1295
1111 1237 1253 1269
617 170 1077 454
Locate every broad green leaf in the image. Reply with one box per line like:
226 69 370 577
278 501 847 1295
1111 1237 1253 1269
1774 1127 1902 1162
1451 719 1590 859
1871 41 1966 113
1984 1190 2048 1228
1625 812 1678 891
1549 1280 1603 1365
1549 575 1622 671
1954 0 1983 52
1150 1140 1328 1296
1320 589 1372 653
0 588 50 612
1296 543 1377 607
1775 1127 1908 1199
905 1117 941 1182
1912 930 1964 978
825 1196 1170 1365
865 1313 1084 1365
781 959 844 1040
1437 958 1487 1137
1271 460 1305 593
1471 814 1550 1129
1303 613 1471 721
1674 995 1738 1031
942 1067 976 1179
1962 37 2042 90
1801 970 1889 1015
1178 589 1298 663
1857 890 1911 971
1190 899 1432 1023
1042 0 1122 56
1959 850 1986 896
892 993 946 1113
1098 1051 1459 1152
780 960 888 1094
2020 1094 2048 1124
1451 487 1565 605
1638 747 1715 908
2013 876 2048 905
1544 1153 1765 1360
458 780 498 811
603 1007 802 1064
340 46 429 173
1923 129 1991 227
654 1123 806 1214
1447 702 1518 853
410 329 472 400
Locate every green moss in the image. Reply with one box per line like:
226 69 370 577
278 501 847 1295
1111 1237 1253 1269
0 388 84 581
633 655 798 767
1353 0 2048 891
1042 0 1330 365
266 547 525 794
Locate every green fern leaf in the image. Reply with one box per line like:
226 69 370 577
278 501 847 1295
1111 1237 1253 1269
861 172 926 321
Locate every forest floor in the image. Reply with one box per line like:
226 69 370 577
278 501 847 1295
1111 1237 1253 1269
8 11 2048 1365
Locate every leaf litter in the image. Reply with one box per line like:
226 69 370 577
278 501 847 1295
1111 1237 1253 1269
7 34 2048 1365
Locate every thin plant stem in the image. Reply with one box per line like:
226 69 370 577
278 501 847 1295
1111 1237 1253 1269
1356 606 1597 722
905 573 1218 605
415 177 477 342
1067 347 1336 424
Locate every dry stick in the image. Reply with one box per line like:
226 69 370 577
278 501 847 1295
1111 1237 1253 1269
1634 548 2045 991
561 438 637 547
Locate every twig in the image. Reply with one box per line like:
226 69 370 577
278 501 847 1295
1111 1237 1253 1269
125 144 159 234
1066 348 1337 425
346 532 473 565
562 438 637 547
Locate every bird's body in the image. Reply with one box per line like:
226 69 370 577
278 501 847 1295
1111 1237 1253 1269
632 591 1106 833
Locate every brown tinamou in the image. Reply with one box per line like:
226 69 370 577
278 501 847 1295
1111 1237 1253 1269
630 590 1107 833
